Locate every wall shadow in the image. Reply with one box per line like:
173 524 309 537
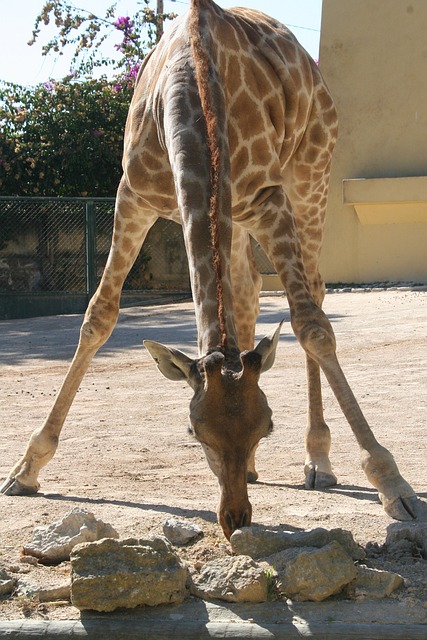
0 297 348 366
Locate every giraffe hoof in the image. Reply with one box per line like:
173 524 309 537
0 477 15 494
305 470 337 490
404 496 427 520
383 495 427 522
0 477 39 496
247 470 259 484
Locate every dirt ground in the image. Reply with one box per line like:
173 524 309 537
0 289 426 622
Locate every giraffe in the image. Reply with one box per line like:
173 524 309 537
1 0 425 539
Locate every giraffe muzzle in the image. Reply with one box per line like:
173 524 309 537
219 501 252 540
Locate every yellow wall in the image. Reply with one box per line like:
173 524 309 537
318 0 427 284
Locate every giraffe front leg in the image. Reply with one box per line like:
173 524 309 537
360 443 426 520
294 302 426 520
1 426 65 495
1 302 113 496
317 351 427 521
292 280 424 517
1 185 157 497
248 187 426 521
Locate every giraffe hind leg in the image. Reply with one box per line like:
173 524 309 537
304 355 337 489
230 225 264 483
281 83 338 491
302 290 337 490
246 187 337 489
230 224 262 352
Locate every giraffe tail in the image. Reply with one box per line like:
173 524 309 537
189 0 231 350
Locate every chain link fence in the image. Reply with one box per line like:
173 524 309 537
1 198 86 293
0 197 275 320
0 198 191 319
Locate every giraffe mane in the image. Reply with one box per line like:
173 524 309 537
189 0 227 350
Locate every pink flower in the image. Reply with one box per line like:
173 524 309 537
113 16 134 32
113 63 140 91
43 80 55 91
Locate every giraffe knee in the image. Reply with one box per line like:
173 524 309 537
302 324 336 361
80 318 115 350
80 301 118 350
295 312 336 361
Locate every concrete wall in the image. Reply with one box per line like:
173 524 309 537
318 0 427 284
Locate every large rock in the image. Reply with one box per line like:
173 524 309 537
70 536 188 612
189 555 269 603
230 526 365 561
268 541 358 602
23 508 119 563
346 565 404 599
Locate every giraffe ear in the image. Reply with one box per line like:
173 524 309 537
253 321 283 373
144 341 194 381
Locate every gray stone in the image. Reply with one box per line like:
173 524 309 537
230 525 365 561
385 522 427 559
23 508 119 563
70 536 188 612
0 568 15 596
162 518 202 545
268 541 358 602
189 555 269 603
346 565 404 599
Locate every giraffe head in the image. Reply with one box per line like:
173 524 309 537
144 324 281 540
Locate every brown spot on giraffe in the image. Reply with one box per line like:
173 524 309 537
2 0 425 539
251 138 272 167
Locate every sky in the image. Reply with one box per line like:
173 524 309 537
0 0 322 87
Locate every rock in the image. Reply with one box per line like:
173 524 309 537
230 525 365 561
15 563 71 602
385 522 427 559
70 536 188 612
19 556 38 567
23 508 119 563
189 555 269 603
162 518 202 545
35 583 71 602
268 541 358 602
346 565 404 599
0 568 15 596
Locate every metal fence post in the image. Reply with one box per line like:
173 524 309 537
85 200 97 300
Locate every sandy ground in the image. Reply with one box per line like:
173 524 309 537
0 289 426 621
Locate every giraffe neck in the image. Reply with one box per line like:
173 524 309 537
189 0 234 354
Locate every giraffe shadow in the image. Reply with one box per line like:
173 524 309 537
254 480 381 504
39 492 218 523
